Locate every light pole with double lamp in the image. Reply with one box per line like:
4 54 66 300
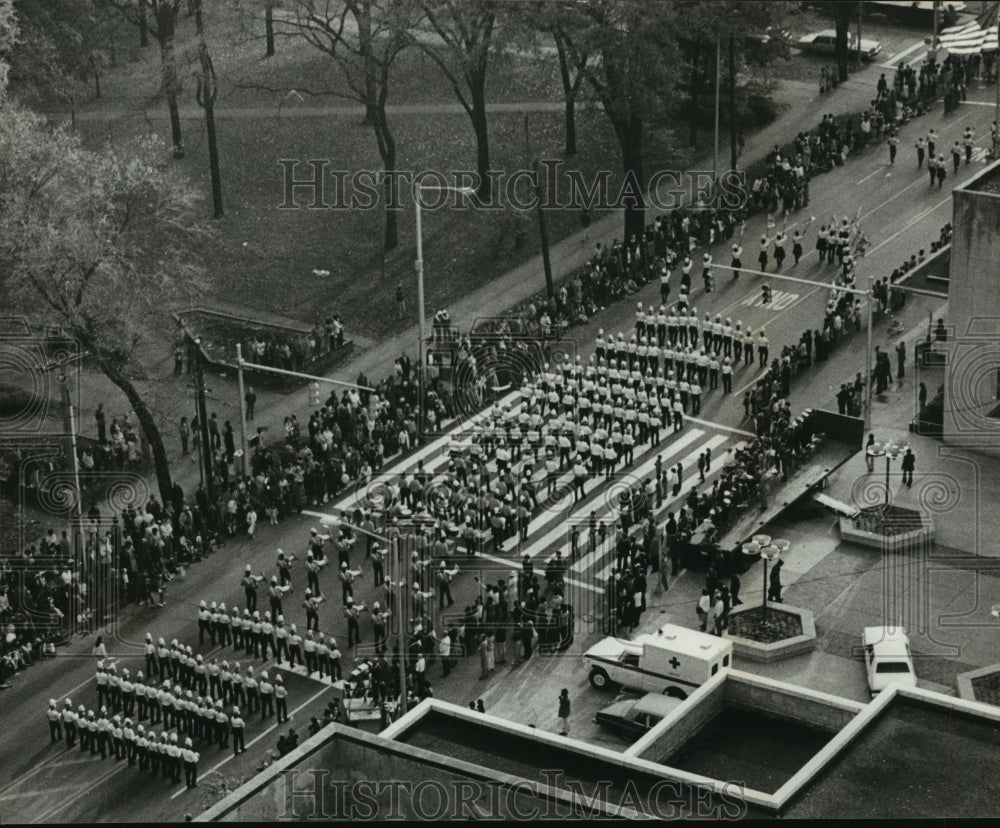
413 183 476 424
319 512 412 717
868 439 908 507
742 534 783 625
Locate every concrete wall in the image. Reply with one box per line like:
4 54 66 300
201 724 560 822
943 171 1000 455
635 678 726 763
723 675 860 732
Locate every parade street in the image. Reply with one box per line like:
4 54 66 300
0 20 989 823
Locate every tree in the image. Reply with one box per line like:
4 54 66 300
0 0 15 94
0 106 211 505
813 1 855 82
4 0 123 109
193 39 223 217
265 0 276 56
413 0 497 200
546 0 683 241
551 27 588 157
261 0 416 252
108 0 186 158
672 1 789 164
523 2 591 157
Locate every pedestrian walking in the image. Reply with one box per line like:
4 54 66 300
767 560 784 603
395 281 405 318
557 689 571 736
179 417 190 455
896 340 906 381
697 589 711 632
915 135 926 168
888 130 898 165
244 387 256 421
901 448 915 487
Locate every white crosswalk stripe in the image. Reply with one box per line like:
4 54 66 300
303 386 746 594
879 39 926 69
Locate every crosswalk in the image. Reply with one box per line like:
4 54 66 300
879 39 928 70
301 394 745 599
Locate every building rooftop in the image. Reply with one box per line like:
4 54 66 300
783 695 1000 818
198 673 1000 821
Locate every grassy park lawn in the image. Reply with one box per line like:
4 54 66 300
60 14 663 339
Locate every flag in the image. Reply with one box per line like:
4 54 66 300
980 0 1000 50
938 19 987 54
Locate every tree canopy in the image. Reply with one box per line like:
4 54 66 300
0 100 210 501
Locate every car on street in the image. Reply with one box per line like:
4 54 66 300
593 693 686 741
863 625 917 696
797 29 884 61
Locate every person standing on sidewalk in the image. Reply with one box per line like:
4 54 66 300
901 448 915 487
896 341 906 382
179 417 190 456
557 689 571 736
768 560 784 603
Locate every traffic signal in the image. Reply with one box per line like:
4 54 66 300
308 381 321 406
761 283 771 305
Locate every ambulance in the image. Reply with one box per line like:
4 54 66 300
583 623 733 699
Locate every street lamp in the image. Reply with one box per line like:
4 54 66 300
867 439 908 507
742 534 781 625
320 512 412 716
413 183 476 362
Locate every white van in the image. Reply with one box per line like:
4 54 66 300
584 623 733 698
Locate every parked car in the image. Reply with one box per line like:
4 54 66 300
863 625 917 696
863 1 964 27
797 29 884 61
594 693 686 741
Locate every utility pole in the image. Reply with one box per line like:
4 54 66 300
857 0 863 67
866 273 875 430
525 116 554 299
235 344 250 477
533 159 555 299
713 32 721 192
729 30 737 172
189 334 214 502
59 380 83 529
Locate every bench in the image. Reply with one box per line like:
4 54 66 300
811 492 859 518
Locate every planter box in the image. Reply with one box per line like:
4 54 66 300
957 664 1000 706
837 514 934 550
726 603 817 663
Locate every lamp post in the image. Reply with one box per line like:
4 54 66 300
320 512 412 717
743 534 782 625
413 184 476 367
868 439 908 507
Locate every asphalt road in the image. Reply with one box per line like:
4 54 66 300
2 30 990 822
